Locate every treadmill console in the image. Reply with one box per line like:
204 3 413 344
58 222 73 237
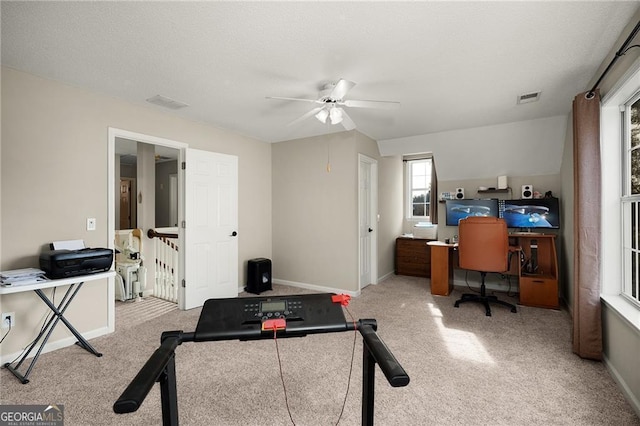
244 298 303 322
194 293 348 341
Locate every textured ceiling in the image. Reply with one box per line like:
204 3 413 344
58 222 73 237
2 1 638 143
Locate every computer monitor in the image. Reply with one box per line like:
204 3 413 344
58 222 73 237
445 199 499 226
500 198 560 229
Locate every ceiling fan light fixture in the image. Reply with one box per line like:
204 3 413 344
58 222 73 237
315 108 329 123
330 107 343 124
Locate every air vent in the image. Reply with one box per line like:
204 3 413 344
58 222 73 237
146 95 189 110
517 91 541 104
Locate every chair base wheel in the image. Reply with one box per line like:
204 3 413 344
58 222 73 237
454 291 517 316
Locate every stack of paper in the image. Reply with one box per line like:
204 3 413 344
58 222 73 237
0 268 48 286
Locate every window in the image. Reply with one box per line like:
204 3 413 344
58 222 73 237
601 59 640 329
621 92 640 306
405 158 432 219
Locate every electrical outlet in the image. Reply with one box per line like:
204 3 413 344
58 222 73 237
1 312 15 329
87 218 96 231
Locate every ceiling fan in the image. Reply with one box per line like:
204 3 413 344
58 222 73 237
266 79 400 131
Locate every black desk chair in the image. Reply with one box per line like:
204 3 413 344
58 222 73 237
454 217 518 316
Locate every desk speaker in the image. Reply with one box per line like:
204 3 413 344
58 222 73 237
455 188 465 199
522 185 533 199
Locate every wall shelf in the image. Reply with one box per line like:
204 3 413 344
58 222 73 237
477 188 510 194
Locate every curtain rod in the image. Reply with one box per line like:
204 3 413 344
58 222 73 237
586 20 640 99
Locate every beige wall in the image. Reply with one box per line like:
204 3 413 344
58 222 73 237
377 155 404 278
0 67 272 358
602 302 640 414
272 131 359 292
272 130 396 292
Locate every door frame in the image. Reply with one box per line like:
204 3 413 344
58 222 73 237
358 154 378 292
108 128 188 332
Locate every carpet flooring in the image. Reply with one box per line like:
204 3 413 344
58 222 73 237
1 275 638 425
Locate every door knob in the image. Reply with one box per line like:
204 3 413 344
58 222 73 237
230 231 238 237
368 228 373 233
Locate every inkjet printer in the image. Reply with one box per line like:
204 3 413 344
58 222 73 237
40 248 113 279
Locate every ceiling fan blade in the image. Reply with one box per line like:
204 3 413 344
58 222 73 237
266 96 320 104
342 99 400 110
329 79 356 100
287 106 325 127
340 109 356 131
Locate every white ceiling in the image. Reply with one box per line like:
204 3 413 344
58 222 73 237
1 2 638 144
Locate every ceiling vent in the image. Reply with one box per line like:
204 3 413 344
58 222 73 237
517 91 541 105
146 95 189 110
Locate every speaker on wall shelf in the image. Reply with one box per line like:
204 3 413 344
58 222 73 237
522 185 533 199
455 188 465 199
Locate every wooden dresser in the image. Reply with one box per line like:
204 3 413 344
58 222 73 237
395 237 433 277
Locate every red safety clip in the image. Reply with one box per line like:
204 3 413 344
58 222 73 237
332 293 351 306
262 318 286 332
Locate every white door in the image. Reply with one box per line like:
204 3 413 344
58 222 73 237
359 154 377 290
183 149 238 310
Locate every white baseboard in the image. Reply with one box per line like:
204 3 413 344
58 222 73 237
603 353 640 418
376 271 395 283
0 326 112 365
272 278 360 297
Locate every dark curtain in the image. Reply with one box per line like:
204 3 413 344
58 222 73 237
430 160 438 224
572 90 602 360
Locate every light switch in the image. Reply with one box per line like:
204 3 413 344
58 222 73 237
87 218 96 231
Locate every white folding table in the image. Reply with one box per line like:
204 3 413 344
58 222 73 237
0 271 115 383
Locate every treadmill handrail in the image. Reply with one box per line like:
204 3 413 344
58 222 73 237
358 324 410 387
113 332 183 414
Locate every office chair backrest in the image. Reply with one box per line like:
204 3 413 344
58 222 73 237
458 217 509 273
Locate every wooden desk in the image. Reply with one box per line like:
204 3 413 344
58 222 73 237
426 234 559 309
395 237 433 277
510 233 559 309
427 241 455 296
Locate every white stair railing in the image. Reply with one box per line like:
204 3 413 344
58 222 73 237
149 227 179 303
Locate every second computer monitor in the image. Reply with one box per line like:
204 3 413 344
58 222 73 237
501 198 560 229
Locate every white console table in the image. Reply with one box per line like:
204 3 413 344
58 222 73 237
0 270 114 383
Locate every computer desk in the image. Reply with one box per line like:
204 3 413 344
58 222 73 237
427 241 521 296
427 241 456 296
0 271 115 384
428 234 558 308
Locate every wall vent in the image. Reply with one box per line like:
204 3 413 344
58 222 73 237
517 91 541 104
146 94 189 110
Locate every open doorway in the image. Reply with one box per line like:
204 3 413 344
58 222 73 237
112 135 182 329
108 128 239 331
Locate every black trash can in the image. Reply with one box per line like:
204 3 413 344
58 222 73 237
246 258 272 294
